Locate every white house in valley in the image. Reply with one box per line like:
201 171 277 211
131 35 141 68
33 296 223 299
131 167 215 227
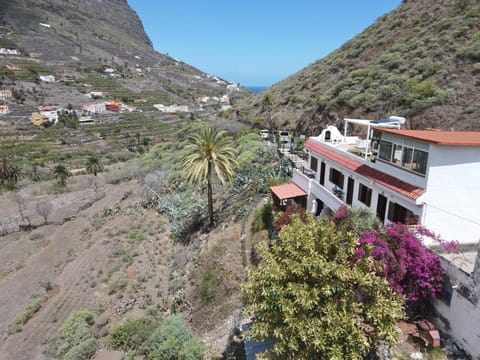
38 106 60 123
0 89 12 100
39 75 55 83
82 102 106 114
271 118 480 356
278 122 480 246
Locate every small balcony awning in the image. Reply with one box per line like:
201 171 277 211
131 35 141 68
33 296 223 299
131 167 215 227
270 183 307 200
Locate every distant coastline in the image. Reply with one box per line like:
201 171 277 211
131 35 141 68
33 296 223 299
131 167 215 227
246 86 267 93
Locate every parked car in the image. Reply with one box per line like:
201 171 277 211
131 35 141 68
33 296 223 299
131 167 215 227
279 130 289 143
260 129 270 140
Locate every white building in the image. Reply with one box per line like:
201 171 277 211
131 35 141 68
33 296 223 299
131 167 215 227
272 122 480 356
153 104 189 113
0 89 12 100
280 125 480 246
0 48 21 55
227 83 239 92
39 75 55 83
37 106 59 123
82 102 106 114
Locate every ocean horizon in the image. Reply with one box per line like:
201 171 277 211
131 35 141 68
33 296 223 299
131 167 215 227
246 86 267 93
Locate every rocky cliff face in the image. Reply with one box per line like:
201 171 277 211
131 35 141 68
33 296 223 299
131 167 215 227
232 0 480 132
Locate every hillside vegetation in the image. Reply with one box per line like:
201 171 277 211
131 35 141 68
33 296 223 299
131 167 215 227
232 0 480 132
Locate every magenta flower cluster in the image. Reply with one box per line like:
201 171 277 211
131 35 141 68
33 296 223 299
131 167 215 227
332 205 347 221
355 223 446 309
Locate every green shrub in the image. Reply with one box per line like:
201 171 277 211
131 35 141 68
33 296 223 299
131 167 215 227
108 318 154 352
143 315 206 360
56 310 97 360
13 295 46 330
252 203 273 233
338 89 359 106
348 68 368 79
457 32 480 61
199 267 217 304
39 279 53 291
108 272 128 294
473 63 480 74
377 51 404 69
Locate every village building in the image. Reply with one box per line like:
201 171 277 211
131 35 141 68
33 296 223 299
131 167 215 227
0 89 12 100
153 104 189 113
226 83 240 92
39 75 55 83
0 48 21 55
0 105 10 114
82 102 106 114
31 113 49 126
37 106 60 123
105 103 120 112
86 91 105 99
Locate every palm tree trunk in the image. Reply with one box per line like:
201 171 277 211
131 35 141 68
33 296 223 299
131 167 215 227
207 161 214 227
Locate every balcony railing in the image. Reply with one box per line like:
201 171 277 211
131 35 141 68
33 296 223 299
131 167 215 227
292 169 344 212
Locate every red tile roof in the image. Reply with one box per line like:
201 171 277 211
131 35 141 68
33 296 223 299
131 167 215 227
376 128 480 146
270 183 307 200
305 139 425 200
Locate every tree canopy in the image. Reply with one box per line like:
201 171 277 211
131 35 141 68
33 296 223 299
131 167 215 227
85 156 103 176
53 164 71 186
242 214 404 360
181 127 237 227
0 157 21 189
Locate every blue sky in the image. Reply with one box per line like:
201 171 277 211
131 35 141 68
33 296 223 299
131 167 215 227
127 1 401 87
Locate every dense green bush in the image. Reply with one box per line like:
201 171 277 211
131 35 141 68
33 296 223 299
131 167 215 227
252 203 273 233
377 51 404 70
108 318 154 352
457 32 480 61
56 310 97 360
143 315 206 360
107 271 128 294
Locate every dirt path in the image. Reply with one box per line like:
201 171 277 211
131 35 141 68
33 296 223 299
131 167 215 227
243 197 270 268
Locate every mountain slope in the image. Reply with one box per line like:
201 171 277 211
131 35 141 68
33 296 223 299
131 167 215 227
0 0 248 109
232 0 480 132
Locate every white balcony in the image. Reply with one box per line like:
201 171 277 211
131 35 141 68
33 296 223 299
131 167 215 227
292 169 344 212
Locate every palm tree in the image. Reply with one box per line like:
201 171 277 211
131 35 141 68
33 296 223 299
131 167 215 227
182 127 238 227
53 164 71 186
85 156 103 176
0 157 21 189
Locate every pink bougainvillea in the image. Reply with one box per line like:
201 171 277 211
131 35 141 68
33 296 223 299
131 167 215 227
331 206 457 312
356 223 445 311
332 205 347 221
